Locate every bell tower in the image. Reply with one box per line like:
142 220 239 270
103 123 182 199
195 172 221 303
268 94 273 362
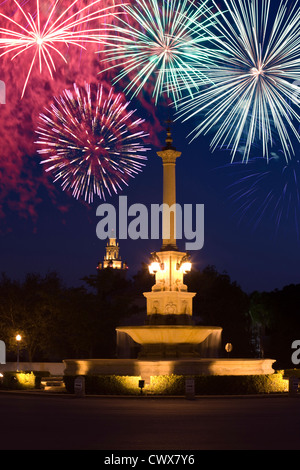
97 230 127 270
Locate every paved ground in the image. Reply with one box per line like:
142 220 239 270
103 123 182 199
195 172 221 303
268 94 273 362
1 392 300 450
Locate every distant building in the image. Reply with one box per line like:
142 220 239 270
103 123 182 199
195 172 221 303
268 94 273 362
97 232 128 271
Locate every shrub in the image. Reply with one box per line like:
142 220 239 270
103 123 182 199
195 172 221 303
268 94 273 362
194 373 288 395
63 371 289 395
1 371 37 390
64 375 142 395
0 370 50 390
281 369 300 379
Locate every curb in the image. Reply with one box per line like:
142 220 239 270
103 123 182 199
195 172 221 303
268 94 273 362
0 389 296 399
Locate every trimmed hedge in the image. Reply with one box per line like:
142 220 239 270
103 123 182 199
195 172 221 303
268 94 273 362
64 374 142 395
0 370 50 390
281 369 300 379
63 372 289 396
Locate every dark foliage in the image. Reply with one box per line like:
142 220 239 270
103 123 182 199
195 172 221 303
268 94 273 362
0 264 299 366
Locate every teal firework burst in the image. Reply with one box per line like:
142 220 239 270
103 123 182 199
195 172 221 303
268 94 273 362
99 0 220 107
176 0 300 162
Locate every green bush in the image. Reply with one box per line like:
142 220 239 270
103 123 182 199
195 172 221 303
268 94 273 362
194 373 288 395
281 369 300 379
1 371 36 390
63 371 289 396
0 370 50 390
64 374 143 395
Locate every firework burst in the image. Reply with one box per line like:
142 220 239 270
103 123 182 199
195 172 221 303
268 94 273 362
0 0 121 97
216 151 300 239
35 82 150 203
99 0 220 107
176 0 300 162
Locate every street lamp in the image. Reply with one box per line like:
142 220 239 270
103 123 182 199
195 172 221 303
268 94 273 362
16 334 22 371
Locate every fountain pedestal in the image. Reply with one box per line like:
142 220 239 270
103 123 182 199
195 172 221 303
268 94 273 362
116 129 224 359
144 250 195 316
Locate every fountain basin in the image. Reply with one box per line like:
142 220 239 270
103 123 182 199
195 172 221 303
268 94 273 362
63 358 276 379
116 325 222 346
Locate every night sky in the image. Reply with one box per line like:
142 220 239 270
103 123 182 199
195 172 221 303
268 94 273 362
0 0 299 295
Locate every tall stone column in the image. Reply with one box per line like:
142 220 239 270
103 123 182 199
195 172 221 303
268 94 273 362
143 124 195 324
157 127 181 251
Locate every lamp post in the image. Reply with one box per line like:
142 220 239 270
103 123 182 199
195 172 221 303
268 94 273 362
16 334 22 371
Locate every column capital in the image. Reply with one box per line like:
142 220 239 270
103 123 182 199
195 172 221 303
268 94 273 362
157 148 182 164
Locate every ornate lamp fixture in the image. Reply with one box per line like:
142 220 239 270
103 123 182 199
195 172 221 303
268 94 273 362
177 254 192 274
148 252 165 274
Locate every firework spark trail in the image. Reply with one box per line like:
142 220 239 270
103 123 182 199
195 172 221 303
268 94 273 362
98 0 220 107
176 0 300 162
0 0 122 97
217 153 300 239
35 82 150 204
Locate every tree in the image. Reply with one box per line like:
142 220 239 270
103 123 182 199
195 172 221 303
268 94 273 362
185 266 251 357
0 271 66 361
251 285 300 368
81 268 136 358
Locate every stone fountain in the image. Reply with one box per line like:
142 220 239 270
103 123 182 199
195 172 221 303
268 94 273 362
117 127 222 360
63 127 275 381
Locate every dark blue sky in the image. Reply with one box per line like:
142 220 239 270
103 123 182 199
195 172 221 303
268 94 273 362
0 0 300 294
1 114 300 295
